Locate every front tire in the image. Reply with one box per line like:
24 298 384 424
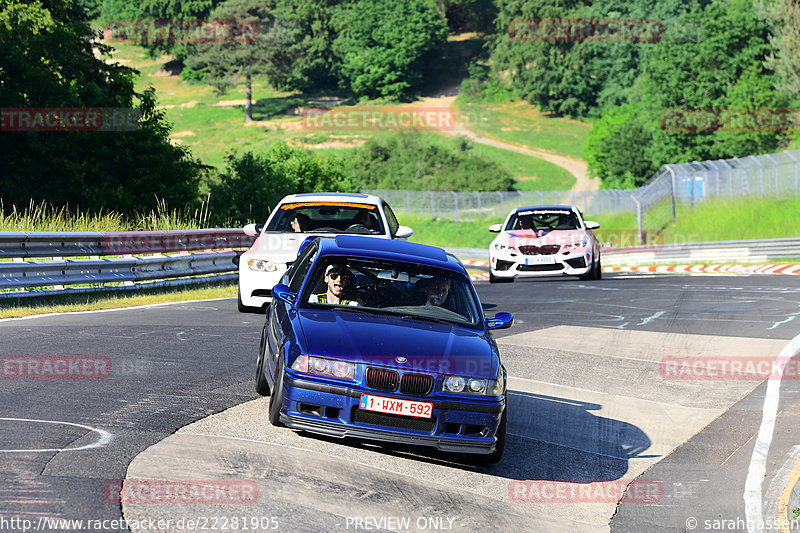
489 270 514 283
267 363 285 426
470 409 506 466
238 288 261 313
255 325 271 396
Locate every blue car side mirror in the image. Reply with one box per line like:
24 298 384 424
272 284 296 305
487 312 514 330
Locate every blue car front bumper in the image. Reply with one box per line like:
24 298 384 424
280 373 505 455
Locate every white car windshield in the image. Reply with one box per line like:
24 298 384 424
505 209 581 231
266 202 385 235
300 257 483 329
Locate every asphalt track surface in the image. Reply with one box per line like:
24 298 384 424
0 272 799 532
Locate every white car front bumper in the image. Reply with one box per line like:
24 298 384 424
490 249 593 278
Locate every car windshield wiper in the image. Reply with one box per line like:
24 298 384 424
399 314 454 327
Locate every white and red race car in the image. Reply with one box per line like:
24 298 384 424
488 205 601 282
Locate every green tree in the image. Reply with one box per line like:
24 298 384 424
334 0 449 98
347 133 515 191
262 0 345 91
184 0 280 122
487 0 706 118
761 0 800 98
99 0 227 59
208 143 351 224
0 0 201 214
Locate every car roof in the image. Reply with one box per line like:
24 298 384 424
314 236 466 274
278 192 383 205
514 205 576 212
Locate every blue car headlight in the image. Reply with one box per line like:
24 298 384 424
291 355 355 381
248 259 278 272
442 371 505 397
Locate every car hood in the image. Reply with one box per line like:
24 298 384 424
247 231 388 256
296 309 497 378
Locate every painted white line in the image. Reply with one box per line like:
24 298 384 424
743 332 800 533
0 297 236 323
0 417 113 452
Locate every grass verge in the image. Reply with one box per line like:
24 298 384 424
0 282 236 319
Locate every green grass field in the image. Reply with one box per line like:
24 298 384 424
396 195 800 250
107 40 578 191
455 98 592 161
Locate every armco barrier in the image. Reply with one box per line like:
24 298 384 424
445 237 800 268
0 230 254 297
601 237 800 266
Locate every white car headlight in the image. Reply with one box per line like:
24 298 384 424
442 374 505 396
247 259 278 272
493 243 507 251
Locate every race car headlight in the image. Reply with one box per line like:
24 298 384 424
291 355 355 380
442 375 504 396
493 243 507 251
248 259 278 272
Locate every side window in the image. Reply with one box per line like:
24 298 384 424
383 203 399 237
288 244 317 293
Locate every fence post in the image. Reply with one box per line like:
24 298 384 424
497 191 504 212
429 191 435 218
632 195 643 245
452 191 459 222
764 154 779 198
475 191 481 212
666 165 677 220
749 155 764 197
406 190 411 211
785 151 798 193
717 159 733 198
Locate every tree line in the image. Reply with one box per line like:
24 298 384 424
482 0 800 188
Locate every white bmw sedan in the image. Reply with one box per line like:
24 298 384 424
238 193 413 312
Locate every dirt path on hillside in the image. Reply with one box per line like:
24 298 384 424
421 95 599 192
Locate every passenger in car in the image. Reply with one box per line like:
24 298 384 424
424 276 450 307
350 210 378 233
291 213 311 232
309 264 359 306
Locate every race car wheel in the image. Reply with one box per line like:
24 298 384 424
596 258 602 279
238 288 261 313
470 408 506 466
267 363 285 427
580 256 601 280
489 270 514 283
255 325 271 396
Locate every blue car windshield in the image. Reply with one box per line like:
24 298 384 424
300 257 483 329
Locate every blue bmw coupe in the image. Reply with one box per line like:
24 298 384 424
255 235 513 463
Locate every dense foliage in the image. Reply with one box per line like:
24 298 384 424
0 0 201 214
334 0 448 98
584 0 790 188
207 143 352 225
347 134 515 191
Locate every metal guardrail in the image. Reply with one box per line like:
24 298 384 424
602 237 800 266
0 230 254 297
446 238 800 267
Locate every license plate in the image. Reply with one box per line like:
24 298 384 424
359 394 433 419
525 255 556 265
